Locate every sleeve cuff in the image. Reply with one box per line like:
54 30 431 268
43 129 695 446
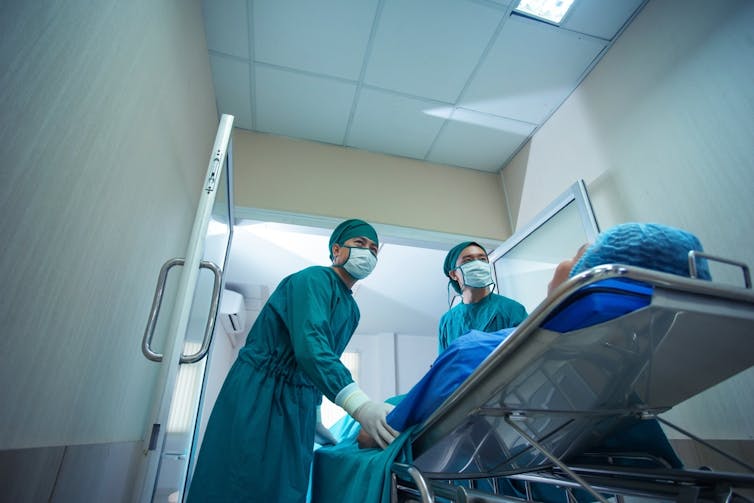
335 382 370 416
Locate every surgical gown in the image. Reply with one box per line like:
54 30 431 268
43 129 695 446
438 292 527 352
187 266 359 503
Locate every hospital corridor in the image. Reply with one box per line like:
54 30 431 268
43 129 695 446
1 0 753 502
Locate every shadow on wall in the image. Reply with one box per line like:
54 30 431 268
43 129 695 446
586 169 634 228
503 141 531 231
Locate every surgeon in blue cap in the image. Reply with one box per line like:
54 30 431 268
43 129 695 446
438 241 528 352
187 218 398 503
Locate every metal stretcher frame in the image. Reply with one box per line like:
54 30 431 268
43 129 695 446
391 264 754 503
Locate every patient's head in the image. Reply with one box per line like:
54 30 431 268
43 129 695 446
548 223 710 295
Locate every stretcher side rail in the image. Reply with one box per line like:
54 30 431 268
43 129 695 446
390 264 754 503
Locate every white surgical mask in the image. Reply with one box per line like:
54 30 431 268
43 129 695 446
457 260 493 289
342 247 377 280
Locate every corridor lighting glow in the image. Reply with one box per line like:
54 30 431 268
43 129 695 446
514 0 575 24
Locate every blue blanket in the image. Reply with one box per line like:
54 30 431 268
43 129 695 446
387 329 511 431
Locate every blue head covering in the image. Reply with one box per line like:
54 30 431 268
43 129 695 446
444 241 486 294
571 222 711 280
328 219 379 260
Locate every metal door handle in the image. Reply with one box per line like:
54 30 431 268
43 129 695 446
180 260 222 363
142 258 184 362
141 258 222 363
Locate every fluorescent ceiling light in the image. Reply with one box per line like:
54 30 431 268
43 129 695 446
514 0 575 24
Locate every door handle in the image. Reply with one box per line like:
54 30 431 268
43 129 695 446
180 260 222 363
142 258 222 363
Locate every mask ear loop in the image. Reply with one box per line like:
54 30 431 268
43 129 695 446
446 281 461 309
489 272 497 294
488 260 497 294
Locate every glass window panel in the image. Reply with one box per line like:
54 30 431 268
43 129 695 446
491 181 599 313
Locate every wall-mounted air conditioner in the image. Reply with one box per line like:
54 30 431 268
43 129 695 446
219 289 246 336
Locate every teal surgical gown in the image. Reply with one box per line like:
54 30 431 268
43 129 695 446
187 266 359 503
438 292 527 352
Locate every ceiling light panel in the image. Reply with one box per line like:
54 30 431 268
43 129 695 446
514 0 576 24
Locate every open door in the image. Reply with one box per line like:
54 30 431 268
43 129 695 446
135 114 235 502
489 180 599 313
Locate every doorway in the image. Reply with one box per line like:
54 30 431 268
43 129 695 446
188 215 502 472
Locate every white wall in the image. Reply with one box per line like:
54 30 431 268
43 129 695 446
344 332 437 401
346 333 397 402
501 0 754 439
0 0 217 450
395 334 438 394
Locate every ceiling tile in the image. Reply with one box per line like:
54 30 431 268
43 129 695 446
254 65 356 145
347 88 447 161
364 0 504 103
253 0 379 80
210 54 253 129
202 0 641 172
427 108 535 172
202 0 249 59
460 16 606 124
562 0 646 40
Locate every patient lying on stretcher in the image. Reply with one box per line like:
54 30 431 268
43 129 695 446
356 222 711 450
311 223 711 502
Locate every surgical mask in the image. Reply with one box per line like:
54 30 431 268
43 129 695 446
341 247 377 280
456 260 493 289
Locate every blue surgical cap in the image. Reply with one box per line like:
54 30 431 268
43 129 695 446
571 222 710 280
328 219 379 260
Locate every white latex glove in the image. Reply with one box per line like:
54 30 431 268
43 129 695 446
336 383 399 449
352 400 399 449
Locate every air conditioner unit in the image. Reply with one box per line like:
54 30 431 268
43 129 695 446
219 289 246 336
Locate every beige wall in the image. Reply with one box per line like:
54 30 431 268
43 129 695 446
233 130 512 241
0 0 217 449
502 0 754 439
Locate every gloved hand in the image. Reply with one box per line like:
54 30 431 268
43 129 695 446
352 400 398 449
315 420 337 446
336 383 399 449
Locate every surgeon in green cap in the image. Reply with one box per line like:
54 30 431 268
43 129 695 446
438 241 528 352
187 218 398 503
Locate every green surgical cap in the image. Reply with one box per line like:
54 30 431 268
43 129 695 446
571 222 711 280
328 219 379 260
444 241 486 294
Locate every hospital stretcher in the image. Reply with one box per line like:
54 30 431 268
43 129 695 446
390 259 754 503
